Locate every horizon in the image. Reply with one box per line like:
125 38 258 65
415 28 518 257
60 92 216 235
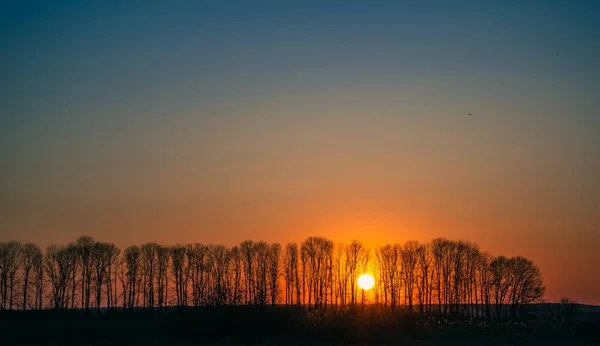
0 233 592 306
1 1 599 307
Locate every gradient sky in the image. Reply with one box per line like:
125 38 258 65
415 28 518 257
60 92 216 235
1 1 599 304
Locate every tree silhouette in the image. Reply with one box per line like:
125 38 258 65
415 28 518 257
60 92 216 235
416 242 431 315
156 245 169 309
20 243 41 310
283 242 299 306
0 241 23 311
44 243 77 309
140 243 159 309
123 245 141 309
268 243 281 306
76 236 95 311
401 240 418 311
345 240 367 305
189 243 208 307
106 243 120 310
0 235 546 319
169 245 188 307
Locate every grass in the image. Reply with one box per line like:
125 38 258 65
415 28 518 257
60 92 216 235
0 306 596 345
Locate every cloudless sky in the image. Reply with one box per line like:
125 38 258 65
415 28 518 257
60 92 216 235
1 1 599 304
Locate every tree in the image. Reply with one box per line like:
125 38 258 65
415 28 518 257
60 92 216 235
44 244 77 309
0 241 22 311
116 255 128 309
76 236 95 311
490 255 511 319
283 242 300 306
300 237 334 309
254 242 269 305
140 243 159 309
359 245 370 305
507 256 545 318
463 242 480 318
207 245 231 305
90 242 112 310
0 235 547 317
105 243 120 309
239 240 255 305
401 241 419 311
476 251 493 318
20 243 42 310
416 242 431 315
170 245 189 307
334 243 348 307
229 246 243 305
156 245 169 308
33 249 44 310
189 244 208 307
431 238 454 316
267 243 281 306
124 245 141 309
345 240 366 305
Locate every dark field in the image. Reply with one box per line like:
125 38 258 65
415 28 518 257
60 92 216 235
1 306 598 345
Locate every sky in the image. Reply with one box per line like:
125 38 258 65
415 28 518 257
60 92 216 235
1 0 599 304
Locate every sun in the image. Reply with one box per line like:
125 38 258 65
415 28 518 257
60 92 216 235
357 273 375 290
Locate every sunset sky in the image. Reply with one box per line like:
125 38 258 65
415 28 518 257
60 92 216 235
1 1 599 304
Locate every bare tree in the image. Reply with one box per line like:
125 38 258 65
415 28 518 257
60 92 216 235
20 243 42 310
507 256 545 318
156 245 169 308
239 240 255 305
207 245 231 305
401 241 419 311
476 251 493 318
140 243 159 309
431 238 454 315
170 245 189 307
76 236 95 311
449 240 471 315
283 242 300 306
44 244 77 309
267 243 281 305
374 246 386 306
229 246 243 305
463 242 480 317
384 244 402 309
254 242 269 305
345 240 366 305
0 241 22 311
124 245 141 309
335 243 349 307
116 255 128 309
189 243 208 306
33 249 44 310
359 245 370 305
0 243 5 310
300 236 334 309
327 242 335 309
70 246 79 310
0 235 547 317
105 243 120 309
91 242 111 311
490 255 511 319
416 242 431 315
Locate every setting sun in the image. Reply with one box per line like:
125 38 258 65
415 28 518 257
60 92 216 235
357 273 375 290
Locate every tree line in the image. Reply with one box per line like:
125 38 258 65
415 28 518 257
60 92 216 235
0 236 545 319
